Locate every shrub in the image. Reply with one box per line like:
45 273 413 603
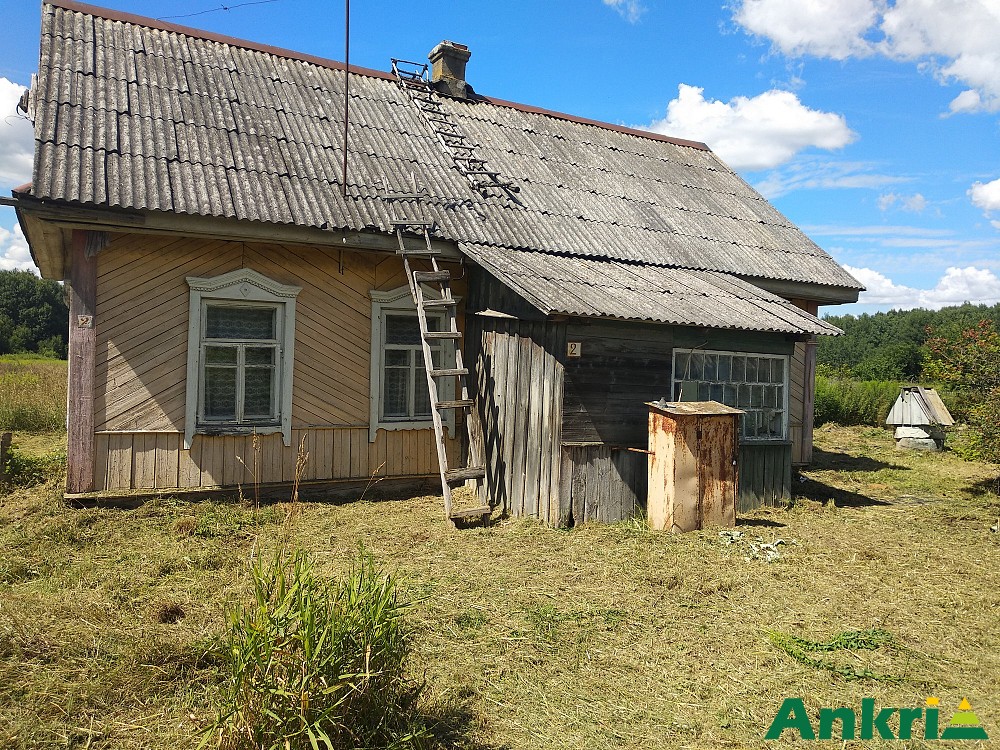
3 445 66 487
211 547 427 750
814 376 901 427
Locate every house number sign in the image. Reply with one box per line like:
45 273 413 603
567 341 582 358
77 315 94 328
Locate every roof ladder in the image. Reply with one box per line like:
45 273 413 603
380 177 490 526
390 58 520 200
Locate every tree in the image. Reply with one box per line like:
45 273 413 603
924 320 1000 463
0 270 68 357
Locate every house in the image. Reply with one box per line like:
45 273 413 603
6 0 862 524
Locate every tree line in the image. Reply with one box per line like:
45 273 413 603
0 270 68 358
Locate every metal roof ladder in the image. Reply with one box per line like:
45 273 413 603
383 184 490 526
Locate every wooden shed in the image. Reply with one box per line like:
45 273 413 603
885 386 954 450
8 1 862 524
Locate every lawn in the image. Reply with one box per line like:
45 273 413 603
1 412 998 747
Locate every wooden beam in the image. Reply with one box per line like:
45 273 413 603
66 230 105 493
800 338 818 464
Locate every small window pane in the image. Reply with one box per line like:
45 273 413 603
703 354 717 382
745 357 759 383
385 350 409 367
738 384 752 408
205 345 237 365
717 355 731 382
206 306 275 339
771 358 784 383
757 358 771 383
243 368 274 418
689 352 705 381
698 381 711 400
414 379 431 416
710 383 724 402
205 368 237 418
245 346 275 366
674 352 689 381
385 315 421 345
723 384 738 406
765 385 780 408
731 356 746 382
383 368 409 417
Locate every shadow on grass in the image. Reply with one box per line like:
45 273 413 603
421 701 510 750
811 447 908 473
962 474 1000 500
738 517 787 528
794 476 889 508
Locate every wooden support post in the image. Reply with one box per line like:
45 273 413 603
801 338 818 465
66 230 104 494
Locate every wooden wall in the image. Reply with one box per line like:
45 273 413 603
471 315 566 522
738 442 792 511
559 445 645 525
89 232 463 492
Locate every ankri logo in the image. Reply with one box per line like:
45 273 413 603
765 696 989 741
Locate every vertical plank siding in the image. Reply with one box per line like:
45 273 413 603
737 443 792 512
558 446 645 525
89 233 464 493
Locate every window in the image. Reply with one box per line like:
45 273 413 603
185 270 300 448
672 349 788 441
369 285 456 442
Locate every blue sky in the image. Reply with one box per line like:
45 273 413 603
2 0 999 315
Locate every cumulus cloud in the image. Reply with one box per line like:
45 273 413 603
733 0 882 60
969 178 1000 212
877 191 927 213
845 264 1000 309
0 223 36 273
0 77 33 187
643 84 856 171
731 0 1000 112
603 0 645 23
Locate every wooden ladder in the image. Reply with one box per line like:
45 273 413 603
384 184 490 525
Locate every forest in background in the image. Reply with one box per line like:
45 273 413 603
0 270 68 358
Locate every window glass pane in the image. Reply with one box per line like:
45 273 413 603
689 352 704 381
245 346 275 366
771 358 784 383
751 385 762 408
717 355 731 382
703 354 717 382
767 411 784 438
243 368 274 418
385 315 421 345
205 345 237 365
765 385 780 409
414 376 431 416
206 306 275 339
723 384 738 406
745 357 759 383
710 383 724 402
427 316 442 333
738 383 752 408
731 356 746 382
383 368 408 417
385 349 409 367
204 368 237 418
674 352 689 381
757 358 771 383
698 381 711 400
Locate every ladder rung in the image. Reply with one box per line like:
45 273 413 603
413 270 451 282
435 398 474 410
449 504 491 520
445 466 486 483
398 248 440 256
392 218 435 227
430 367 468 377
446 142 475 149
424 330 461 340
422 298 457 307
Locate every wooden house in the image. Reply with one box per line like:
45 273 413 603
7 0 862 524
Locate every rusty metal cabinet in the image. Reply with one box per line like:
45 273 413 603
646 401 742 533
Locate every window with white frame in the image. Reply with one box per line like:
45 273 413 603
369 285 455 442
672 349 788 441
185 270 300 448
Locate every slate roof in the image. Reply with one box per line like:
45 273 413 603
25 0 860 334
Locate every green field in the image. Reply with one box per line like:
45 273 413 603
1 362 998 749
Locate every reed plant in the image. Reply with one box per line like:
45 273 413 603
211 547 427 750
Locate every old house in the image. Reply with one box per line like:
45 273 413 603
7 0 861 524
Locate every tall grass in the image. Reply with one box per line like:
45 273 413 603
814 375 900 427
211 547 427 750
0 357 67 432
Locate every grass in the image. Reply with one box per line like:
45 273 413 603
0 422 998 749
0 357 66 432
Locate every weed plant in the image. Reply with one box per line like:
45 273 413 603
814 375 900 427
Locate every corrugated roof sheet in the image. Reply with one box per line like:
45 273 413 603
460 243 842 335
29 0 863 300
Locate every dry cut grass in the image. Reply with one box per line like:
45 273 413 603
0 424 998 749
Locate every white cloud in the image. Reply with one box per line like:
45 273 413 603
0 77 33 188
733 0 882 60
731 0 1000 113
0 223 36 274
643 84 856 171
603 0 645 22
877 191 927 212
969 178 1000 212
845 264 1000 309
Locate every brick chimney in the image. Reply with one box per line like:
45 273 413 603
429 40 472 98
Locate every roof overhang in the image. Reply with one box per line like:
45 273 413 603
739 275 862 306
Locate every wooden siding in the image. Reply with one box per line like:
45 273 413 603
737 442 792 511
472 316 566 522
91 232 465 491
92 428 457 492
560 445 645 525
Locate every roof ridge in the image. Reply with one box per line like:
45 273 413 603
44 0 709 152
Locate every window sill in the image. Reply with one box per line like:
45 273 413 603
369 419 453 442
195 425 283 437
739 439 792 447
